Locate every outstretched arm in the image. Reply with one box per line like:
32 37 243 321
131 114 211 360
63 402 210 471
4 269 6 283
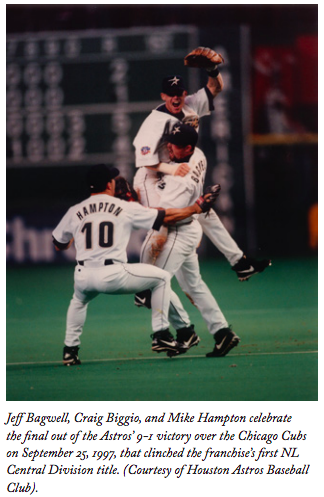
184 46 224 98
164 185 221 224
206 71 224 97
164 203 201 224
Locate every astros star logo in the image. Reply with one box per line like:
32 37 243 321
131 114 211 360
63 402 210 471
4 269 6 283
172 125 181 135
169 76 180 86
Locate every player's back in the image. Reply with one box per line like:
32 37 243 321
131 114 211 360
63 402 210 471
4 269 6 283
53 194 159 264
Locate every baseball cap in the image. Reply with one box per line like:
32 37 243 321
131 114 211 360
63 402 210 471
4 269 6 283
86 164 120 193
162 75 186 96
167 122 198 148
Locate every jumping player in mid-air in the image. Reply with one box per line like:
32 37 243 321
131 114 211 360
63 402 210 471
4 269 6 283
133 46 271 281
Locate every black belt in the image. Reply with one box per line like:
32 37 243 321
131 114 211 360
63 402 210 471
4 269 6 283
77 259 114 266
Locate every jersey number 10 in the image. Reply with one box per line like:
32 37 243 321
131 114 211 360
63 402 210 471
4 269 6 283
81 221 114 249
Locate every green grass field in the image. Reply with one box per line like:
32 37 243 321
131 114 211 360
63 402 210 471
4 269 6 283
6 257 318 401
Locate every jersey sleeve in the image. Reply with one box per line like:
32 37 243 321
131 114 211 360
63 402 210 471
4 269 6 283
184 87 213 118
133 111 170 168
127 202 165 231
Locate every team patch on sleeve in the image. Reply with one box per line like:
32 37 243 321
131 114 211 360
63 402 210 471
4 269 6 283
141 146 151 155
183 114 199 130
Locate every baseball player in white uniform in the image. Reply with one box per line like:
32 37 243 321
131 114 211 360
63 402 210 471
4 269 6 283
133 71 271 279
139 123 240 357
52 164 217 365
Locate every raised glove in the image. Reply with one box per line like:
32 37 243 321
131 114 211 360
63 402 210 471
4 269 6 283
196 184 221 213
114 176 138 202
184 47 224 70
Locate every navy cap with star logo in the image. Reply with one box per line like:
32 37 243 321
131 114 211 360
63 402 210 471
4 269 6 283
167 122 198 148
162 75 186 96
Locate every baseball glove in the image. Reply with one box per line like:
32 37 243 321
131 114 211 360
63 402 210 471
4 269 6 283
184 47 224 69
114 176 138 202
196 184 221 213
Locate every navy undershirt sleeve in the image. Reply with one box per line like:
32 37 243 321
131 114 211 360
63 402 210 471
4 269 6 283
52 236 71 250
204 85 215 111
152 209 166 230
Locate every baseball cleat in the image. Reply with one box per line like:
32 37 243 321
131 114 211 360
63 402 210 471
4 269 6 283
166 349 181 358
176 324 200 351
232 255 271 281
134 290 152 309
63 345 81 366
206 327 240 357
166 325 201 358
151 329 180 355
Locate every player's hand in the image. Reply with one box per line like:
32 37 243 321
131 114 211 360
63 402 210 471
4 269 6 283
195 184 221 213
174 163 190 177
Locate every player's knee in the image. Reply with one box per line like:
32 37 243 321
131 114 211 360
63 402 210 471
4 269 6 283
72 291 92 306
161 270 171 285
159 269 171 289
148 268 170 292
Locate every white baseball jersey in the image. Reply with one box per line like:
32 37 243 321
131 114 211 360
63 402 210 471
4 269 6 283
157 146 206 218
53 194 172 346
133 87 212 170
140 147 229 335
52 194 162 264
133 86 243 265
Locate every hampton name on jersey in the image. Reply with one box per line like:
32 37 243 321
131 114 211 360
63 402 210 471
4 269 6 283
52 194 162 264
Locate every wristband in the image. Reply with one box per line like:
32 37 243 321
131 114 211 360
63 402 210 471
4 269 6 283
195 196 207 212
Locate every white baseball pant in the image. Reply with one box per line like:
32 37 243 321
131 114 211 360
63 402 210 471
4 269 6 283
141 220 229 335
64 262 171 347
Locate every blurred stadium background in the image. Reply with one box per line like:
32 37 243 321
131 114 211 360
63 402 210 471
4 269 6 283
6 5 318 400
6 4 318 262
